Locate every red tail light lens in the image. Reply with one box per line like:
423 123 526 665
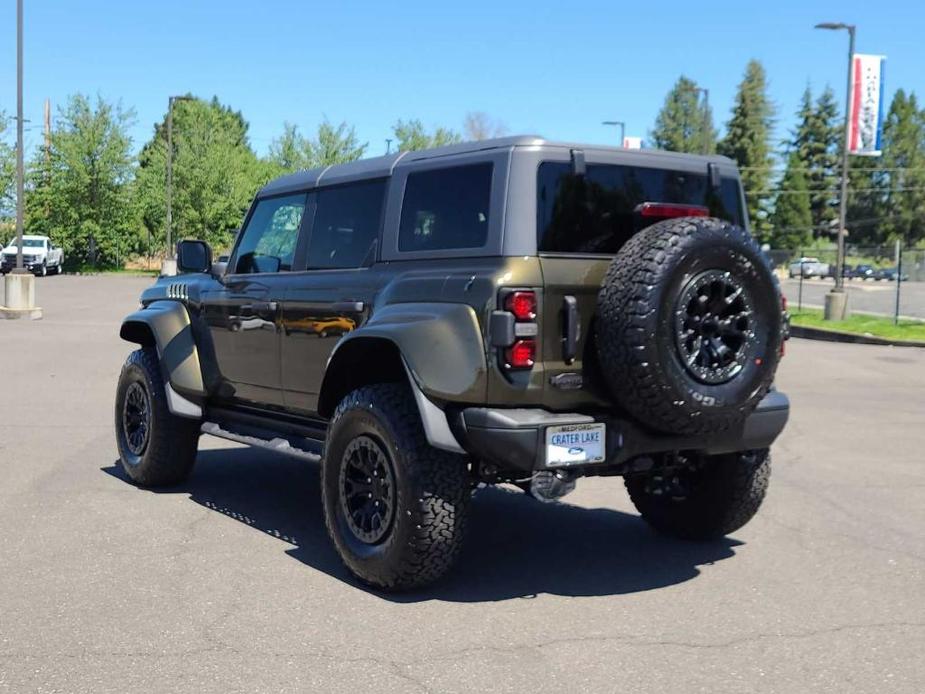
505 339 536 369
635 202 710 218
504 291 537 321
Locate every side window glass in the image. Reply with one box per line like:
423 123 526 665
398 163 492 252
233 194 306 274
307 180 386 269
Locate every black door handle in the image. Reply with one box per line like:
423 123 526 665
241 301 278 317
562 295 579 365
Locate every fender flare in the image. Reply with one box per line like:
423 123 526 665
119 301 205 419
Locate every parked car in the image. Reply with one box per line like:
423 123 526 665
0 235 65 276
788 257 828 278
114 136 790 590
874 267 908 282
825 263 853 279
851 264 877 281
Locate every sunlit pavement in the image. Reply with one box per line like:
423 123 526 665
1 275 923 693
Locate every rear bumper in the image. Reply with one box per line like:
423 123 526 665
454 391 790 473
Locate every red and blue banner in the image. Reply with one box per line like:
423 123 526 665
849 53 886 157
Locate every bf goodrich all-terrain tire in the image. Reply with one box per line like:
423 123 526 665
625 449 771 539
597 217 782 435
322 384 470 591
115 347 200 486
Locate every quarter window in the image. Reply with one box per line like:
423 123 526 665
234 194 306 274
399 163 492 252
307 180 386 269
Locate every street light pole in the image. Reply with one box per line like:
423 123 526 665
700 88 710 154
602 120 626 146
165 95 193 270
14 0 25 274
815 22 856 319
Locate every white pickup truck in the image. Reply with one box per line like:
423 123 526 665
0 235 65 276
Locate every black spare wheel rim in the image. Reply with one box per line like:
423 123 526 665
674 269 756 385
122 381 151 456
338 435 397 545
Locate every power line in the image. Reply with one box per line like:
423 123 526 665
745 186 925 196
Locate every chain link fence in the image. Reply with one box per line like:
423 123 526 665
766 245 925 321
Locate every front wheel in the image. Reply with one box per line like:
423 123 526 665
321 384 470 590
625 449 771 540
115 347 200 486
39 262 47 277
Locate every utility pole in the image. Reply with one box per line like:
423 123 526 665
385 138 393 154
602 120 626 147
43 98 50 168
164 95 193 274
14 0 25 274
815 22 856 320
2 0 42 318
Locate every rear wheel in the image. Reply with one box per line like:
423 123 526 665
625 449 770 540
321 384 470 590
115 347 200 486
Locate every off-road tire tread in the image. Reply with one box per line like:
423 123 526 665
322 383 469 590
597 217 780 435
115 347 200 486
625 449 771 539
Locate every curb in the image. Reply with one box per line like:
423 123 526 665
790 324 925 348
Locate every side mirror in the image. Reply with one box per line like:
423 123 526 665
176 239 213 274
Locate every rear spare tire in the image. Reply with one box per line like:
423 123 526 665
597 217 782 435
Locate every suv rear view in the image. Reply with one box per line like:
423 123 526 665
115 137 789 590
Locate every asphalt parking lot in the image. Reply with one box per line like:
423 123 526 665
1 275 924 693
780 277 925 319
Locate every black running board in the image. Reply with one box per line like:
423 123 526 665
200 405 326 463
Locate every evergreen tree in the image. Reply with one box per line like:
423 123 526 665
24 94 136 268
769 152 813 249
879 89 925 244
718 60 775 240
392 119 461 151
790 86 841 235
651 76 717 154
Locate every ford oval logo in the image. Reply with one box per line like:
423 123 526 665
568 447 584 455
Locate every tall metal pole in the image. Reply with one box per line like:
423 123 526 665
14 0 25 273
602 120 625 146
166 97 174 260
834 26 855 294
701 88 710 154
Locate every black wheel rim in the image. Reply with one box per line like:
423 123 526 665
675 270 756 385
338 436 396 545
122 381 151 456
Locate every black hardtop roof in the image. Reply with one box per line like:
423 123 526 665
257 135 736 197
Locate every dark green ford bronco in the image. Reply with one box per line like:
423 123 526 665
115 136 789 590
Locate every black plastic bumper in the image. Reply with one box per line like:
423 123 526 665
455 391 790 472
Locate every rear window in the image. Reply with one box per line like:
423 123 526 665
399 163 492 252
537 162 744 254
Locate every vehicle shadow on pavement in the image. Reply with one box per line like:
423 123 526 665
103 447 741 603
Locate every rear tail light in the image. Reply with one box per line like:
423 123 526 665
504 290 537 321
635 202 710 219
505 339 536 369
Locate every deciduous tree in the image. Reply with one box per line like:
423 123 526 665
392 119 461 151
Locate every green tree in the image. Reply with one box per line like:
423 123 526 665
0 110 15 220
718 60 775 241
463 112 508 141
392 119 461 151
878 89 925 245
650 76 717 154
267 118 367 174
24 94 136 268
790 86 841 235
769 152 813 249
135 96 268 253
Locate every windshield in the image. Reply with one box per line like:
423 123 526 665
5 238 44 248
537 162 745 254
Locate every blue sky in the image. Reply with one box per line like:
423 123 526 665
1 0 922 162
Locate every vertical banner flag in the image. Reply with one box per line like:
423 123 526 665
849 54 887 156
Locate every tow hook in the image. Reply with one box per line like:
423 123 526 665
529 469 578 503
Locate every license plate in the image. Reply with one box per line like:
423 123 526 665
545 423 606 466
